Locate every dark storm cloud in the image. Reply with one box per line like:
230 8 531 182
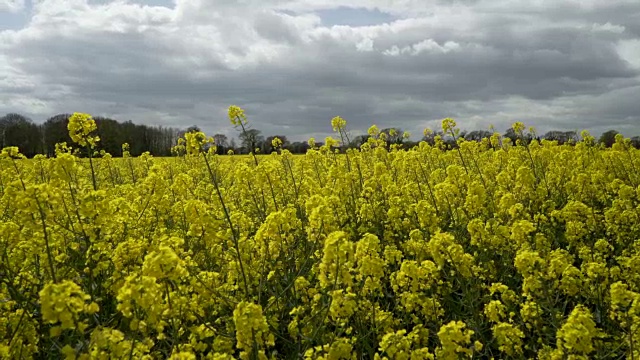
0 0 639 141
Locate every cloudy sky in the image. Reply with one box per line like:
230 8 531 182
1 0 640 141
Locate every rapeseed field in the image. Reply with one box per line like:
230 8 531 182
1 107 640 359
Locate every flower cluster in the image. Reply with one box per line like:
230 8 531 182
68 112 100 148
2 106 640 359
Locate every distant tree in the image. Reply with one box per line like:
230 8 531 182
122 121 153 156
381 127 403 145
542 131 559 143
464 130 492 142
421 130 445 145
42 114 72 156
239 129 264 154
151 125 180 156
263 135 289 153
503 128 518 143
2 112 180 157
599 130 619 147
229 138 238 154
213 134 228 147
1 113 44 157
349 134 370 148
94 117 123 155
543 130 578 145
631 136 640 149
177 125 201 141
286 141 310 154
212 134 229 154
503 127 536 145
458 130 468 141
564 131 579 144
403 140 419 149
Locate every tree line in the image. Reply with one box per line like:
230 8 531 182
425 128 640 148
1 112 639 158
0 113 182 158
210 126 640 154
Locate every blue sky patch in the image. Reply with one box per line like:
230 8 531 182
86 0 173 7
0 1 31 30
0 0 174 31
316 6 397 27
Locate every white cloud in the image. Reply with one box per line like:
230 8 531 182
618 39 640 69
383 39 464 56
355 37 374 52
0 0 25 12
0 0 639 139
591 22 625 34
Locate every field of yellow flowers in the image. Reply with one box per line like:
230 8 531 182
1 107 640 359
